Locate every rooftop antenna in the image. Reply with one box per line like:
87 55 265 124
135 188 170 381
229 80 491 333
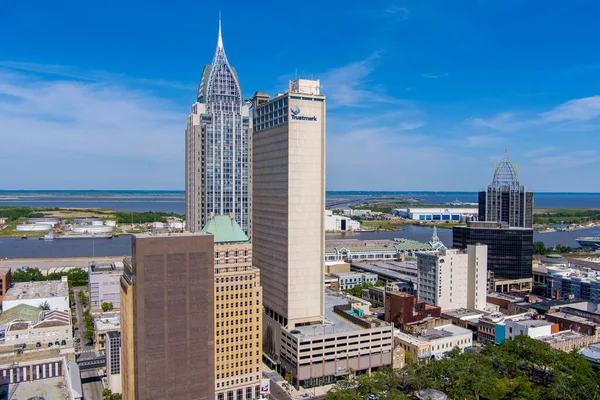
295 68 298 80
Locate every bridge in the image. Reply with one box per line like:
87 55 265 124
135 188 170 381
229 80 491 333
77 353 106 371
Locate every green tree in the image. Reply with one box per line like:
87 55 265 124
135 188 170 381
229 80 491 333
101 302 111 312
533 241 548 255
12 268 46 283
284 373 294 394
38 301 50 310
326 337 600 400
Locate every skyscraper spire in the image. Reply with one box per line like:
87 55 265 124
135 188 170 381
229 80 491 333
432 225 439 244
217 11 223 50
213 14 228 65
503 146 509 161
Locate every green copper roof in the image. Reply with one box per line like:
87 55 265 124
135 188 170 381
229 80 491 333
201 214 248 244
0 304 42 325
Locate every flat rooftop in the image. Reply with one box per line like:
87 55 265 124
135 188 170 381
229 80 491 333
394 323 471 344
288 291 389 338
421 324 472 341
536 330 588 344
547 312 599 326
134 232 210 238
442 308 488 320
351 261 418 284
93 312 120 331
333 272 374 277
487 292 526 302
513 319 553 328
0 376 68 399
4 280 68 302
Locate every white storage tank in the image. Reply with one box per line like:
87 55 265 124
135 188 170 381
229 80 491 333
16 224 52 232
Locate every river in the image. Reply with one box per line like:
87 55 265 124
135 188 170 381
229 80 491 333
1 225 597 260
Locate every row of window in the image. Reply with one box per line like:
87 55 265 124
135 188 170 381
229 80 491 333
216 365 260 378
216 350 260 363
216 383 260 400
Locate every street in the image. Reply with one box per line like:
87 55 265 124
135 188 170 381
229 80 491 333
81 369 104 400
73 287 94 353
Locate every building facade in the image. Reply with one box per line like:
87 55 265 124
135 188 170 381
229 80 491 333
106 331 121 394
453 221 533 281
251 79 326 328
89 264 123 310
333 272 378 290
384 292 442 328
0 268 11 302
185 22 250 235
266 291 393 388
417 245 487 311
202 214 263 400
478 149 533 228
120 234 215 400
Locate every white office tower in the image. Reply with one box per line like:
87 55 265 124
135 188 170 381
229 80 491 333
417 244 488 311
185 21 250 235
251 79 326 328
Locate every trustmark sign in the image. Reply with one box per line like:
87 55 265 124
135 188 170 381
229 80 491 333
290 106 317 121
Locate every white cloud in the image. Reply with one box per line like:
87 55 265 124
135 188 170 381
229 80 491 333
399 121 425 131
469 95 600 132
539 96 600 122
321 53 404 108
421 72 450 79
525 146 556 157
0 61 195 90
0 68 185 189
463 135 503 147
384 7 410 18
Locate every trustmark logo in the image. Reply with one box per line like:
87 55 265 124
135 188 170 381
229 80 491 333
290 105 317 121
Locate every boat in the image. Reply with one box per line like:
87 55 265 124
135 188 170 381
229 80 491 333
55 234 113 240
40 231 55 241
575 236 600 250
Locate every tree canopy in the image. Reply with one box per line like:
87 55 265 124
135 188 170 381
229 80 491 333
12 267 88 287
325 336 600 400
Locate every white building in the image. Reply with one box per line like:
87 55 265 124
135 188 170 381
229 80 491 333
89 264 123 310
394 323 473 361
3 278 69 311
505 319 554 340
325 210 361 232
332 272 378 290
425 324 473 360
392 208 478 222
342 209 381 218
252 79 325 328
417 245 488 311
0 305 72 347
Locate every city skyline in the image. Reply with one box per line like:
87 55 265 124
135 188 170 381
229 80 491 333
2 1 600 191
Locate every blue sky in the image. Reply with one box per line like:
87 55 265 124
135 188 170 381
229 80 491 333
2 1 600 191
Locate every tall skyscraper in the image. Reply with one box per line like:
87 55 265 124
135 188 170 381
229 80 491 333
453 221 533 289
201 213 263 400
120 233 215 400
478 149 533 228
251 79 326 328
185 21 250 235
